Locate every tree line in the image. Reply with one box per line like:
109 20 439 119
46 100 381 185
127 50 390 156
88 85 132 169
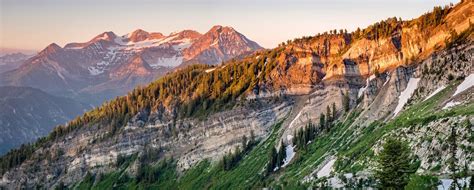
220 133 257 171
266 141 287 175
293 103 339 150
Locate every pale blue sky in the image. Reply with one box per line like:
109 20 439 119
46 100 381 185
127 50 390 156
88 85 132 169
0 0 458 52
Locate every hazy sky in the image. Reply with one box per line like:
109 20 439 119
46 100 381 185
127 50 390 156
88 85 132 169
1 0 458 53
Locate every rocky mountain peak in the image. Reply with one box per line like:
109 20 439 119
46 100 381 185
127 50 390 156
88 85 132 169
205 25 241 40
1 2 473 189
92 31 117 42
209 25 235 34
170 30 202 40
64 31 118 49
128 29 151 42
0 25 263 104
39 43 62 55
181 25 263 64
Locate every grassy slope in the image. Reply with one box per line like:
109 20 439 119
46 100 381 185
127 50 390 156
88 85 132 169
282 82 473 183
74 81 473 189
337 83 473 173
75 121 284 189
177 121 283 190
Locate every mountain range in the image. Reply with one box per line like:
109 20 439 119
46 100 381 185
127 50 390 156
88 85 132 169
0 53 31 73
0 25 262 104
0 1 473 189
0 86 88 155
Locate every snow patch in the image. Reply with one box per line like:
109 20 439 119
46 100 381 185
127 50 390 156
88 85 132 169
149 56 183 68
358 86 366 98
172 38 192 50
393 78 420 117
113 34 185 51
281 145 295 167
88 66 104 75
452 74 474 97
442 101 461 110
317 159 335 178
438 177 471 190
358 75 377 98
424 85 446 101
281 135 295 167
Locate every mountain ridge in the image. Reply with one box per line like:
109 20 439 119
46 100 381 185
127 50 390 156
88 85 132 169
0 25 263 105
0 86 89 155
0 1 472 189
0 53 31 73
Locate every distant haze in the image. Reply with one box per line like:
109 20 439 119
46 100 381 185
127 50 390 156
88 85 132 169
1 0 458 52
0 47 37 56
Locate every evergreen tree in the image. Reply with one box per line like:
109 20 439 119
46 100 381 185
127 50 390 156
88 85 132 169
332 102 337 120
55 181 66 190
326 105 331 123
320 113 326 129
250 130 255 143
343 91 350 112
293 122 317 149
375 138 415 189
277 141 287 167
221 146 244 171
448 124 459 190
266 147 278 174
242 135 248 151
470 174 474 189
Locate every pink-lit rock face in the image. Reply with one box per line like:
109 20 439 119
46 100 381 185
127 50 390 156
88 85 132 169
266 1 473 84
183 25 262 65
0 26 262 103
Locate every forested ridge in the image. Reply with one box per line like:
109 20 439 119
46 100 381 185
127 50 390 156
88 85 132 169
0 2 466 175
0 46 284 174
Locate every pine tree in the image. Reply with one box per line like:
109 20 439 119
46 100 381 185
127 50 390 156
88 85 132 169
320 113 326 129
266 147 278 174
221 155 228 170
277 141 287 167
343 91 350 112
470 174 474 189
332 102 337 120
375 138 415 189
55 181 66 190
242 135 248 151
448 124 459 190
326 105 331 123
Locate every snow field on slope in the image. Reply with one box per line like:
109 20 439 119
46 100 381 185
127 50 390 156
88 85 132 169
452 73 474 97
317 159 336 178
281 135 295 167
393 78 420 117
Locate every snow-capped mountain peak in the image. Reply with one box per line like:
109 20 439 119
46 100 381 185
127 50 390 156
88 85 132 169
0 26 262 103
